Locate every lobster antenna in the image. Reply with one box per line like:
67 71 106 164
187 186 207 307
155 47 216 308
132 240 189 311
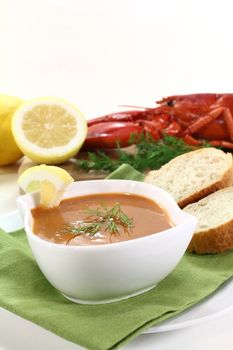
118 104 153 110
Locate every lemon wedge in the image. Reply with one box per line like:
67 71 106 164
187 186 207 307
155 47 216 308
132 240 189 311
12 97 87 164
17 164 74 208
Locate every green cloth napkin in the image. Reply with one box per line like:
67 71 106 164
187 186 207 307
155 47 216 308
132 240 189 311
1 164 233 350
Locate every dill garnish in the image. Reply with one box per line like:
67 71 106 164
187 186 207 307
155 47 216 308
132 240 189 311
76 134 209 173
64 203 134 238
65 222 101 236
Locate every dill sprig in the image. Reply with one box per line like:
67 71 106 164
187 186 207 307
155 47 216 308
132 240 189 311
76 134 210 173
64 203 134 238
65 222 101 236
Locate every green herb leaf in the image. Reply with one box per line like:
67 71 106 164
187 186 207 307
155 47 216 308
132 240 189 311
76 134 210 173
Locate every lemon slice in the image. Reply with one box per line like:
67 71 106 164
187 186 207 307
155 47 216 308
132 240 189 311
12 97 87 164
18 164 74 208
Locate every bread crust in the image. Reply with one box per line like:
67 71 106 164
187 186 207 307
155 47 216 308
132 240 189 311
178 165 233 208
188 218 233 254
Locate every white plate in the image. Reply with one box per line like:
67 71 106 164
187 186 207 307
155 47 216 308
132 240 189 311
1 210 233 335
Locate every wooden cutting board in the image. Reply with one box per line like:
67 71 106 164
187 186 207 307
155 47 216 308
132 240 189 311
18 157 109 181
18 146 137 181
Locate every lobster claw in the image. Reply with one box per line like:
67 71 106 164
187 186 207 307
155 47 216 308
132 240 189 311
83 121 144 150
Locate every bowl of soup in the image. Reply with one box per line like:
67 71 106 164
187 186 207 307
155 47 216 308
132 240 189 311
17 180 197 304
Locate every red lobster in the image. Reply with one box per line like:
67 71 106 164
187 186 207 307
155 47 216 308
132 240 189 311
83 94 233 150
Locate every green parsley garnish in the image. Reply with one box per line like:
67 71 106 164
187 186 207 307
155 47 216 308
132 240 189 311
76 134 210 173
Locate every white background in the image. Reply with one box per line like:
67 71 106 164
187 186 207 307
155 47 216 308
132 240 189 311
2 0 233 116
1 0 233 349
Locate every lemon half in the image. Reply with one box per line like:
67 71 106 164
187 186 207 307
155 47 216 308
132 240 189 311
18 164 74 208
12 97 87 164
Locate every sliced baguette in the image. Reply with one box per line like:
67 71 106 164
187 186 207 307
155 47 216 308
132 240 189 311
184 187 233 254
144 148 233 208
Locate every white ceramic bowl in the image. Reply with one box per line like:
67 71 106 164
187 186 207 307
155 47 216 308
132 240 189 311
17 180 197 304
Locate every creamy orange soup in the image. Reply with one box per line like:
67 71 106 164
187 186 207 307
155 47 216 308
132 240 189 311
32 193 174 246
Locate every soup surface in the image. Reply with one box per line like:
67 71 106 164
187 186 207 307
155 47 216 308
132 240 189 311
32 193 174 246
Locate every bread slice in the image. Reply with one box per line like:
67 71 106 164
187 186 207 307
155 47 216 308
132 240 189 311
144 148 233 208
184 187 233 254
